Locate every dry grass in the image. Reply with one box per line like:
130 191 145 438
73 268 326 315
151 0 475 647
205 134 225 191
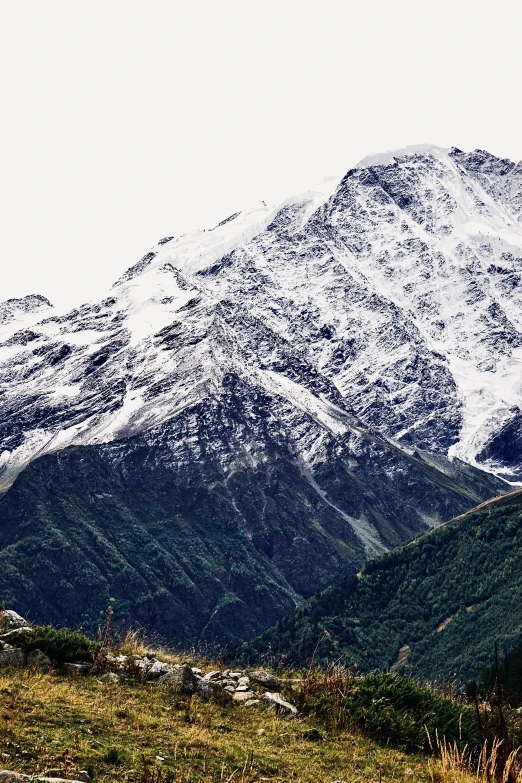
0 665 489 783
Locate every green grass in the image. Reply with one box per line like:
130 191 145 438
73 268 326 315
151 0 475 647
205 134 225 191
0 667 447 783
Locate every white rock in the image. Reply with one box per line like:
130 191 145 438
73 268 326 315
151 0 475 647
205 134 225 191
262 692 298 716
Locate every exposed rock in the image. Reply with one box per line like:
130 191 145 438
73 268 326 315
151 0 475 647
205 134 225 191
26 649 52 672
194 675 214 701
233 691 256 702
244 698 260 707
0 648 25 668
0 628 34 646
203 670 222 681
0 610 30 631
238 676 250 686
100 671 120 683
249 670 280 690
146 660 173 679
209 681 233 705
262 692 298 716
155 664 195 694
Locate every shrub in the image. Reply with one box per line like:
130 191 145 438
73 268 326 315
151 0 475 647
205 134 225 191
298 668 481 751
20 626 96 663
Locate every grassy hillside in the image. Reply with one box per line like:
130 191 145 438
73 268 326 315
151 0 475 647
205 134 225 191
242 490 522 683
0 653 515 783
3 615 522 782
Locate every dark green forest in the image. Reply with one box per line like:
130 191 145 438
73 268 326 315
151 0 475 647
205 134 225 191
243 490 522 683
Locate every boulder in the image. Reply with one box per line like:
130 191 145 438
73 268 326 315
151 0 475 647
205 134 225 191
0 610 30 631
0 628 34 647
0 648 25 668
100 672 120 683
248 670 280 690
233 691 256 702
146 660 173 679
194 675 213 701
262 692 298 716
208 681 233 705
155 664 195 694
203 670 222 681
26 649 52 672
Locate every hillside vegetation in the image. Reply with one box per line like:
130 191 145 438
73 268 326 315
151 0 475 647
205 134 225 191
243 490 522 683
0 644 518 783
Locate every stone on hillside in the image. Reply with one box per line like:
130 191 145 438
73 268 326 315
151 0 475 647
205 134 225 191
238 675 250 686
0 627 34 647
244 698 260 707
27 648 52 672
192 667 203 676
0 610 30 631
0 648 25 668
155 664 195 694
63 663 91 676
262 692 298 716
194 675 213 701
209 681 233 705
249 670 280 690
146 660 173 679
233 690 256 702
100 672 120 683
203 670 222 681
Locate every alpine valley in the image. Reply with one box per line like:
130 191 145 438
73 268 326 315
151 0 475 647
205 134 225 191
1 144 521 648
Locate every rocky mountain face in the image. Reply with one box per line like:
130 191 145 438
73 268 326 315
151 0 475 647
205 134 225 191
0 145 518 644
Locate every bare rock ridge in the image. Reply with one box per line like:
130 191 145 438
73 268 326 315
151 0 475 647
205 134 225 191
0 145 518 644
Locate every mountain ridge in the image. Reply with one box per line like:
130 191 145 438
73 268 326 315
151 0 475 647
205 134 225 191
0 144 519 645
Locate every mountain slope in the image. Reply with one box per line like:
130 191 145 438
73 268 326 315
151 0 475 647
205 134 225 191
0 144 519 644
0 382 504 646
242 489 522 683
2 146 522 488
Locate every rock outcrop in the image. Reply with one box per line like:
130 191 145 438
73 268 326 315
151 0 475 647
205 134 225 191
0 610 298 715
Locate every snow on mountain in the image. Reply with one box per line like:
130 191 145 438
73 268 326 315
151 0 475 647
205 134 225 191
1 145 521 494
1 146 518 643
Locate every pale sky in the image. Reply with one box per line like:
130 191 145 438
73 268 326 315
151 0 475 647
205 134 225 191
1 0 521 310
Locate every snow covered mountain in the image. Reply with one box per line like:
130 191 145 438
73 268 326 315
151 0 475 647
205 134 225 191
0 144 518 643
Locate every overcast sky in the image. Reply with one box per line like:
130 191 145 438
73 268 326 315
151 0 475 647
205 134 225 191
1 0 521 310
